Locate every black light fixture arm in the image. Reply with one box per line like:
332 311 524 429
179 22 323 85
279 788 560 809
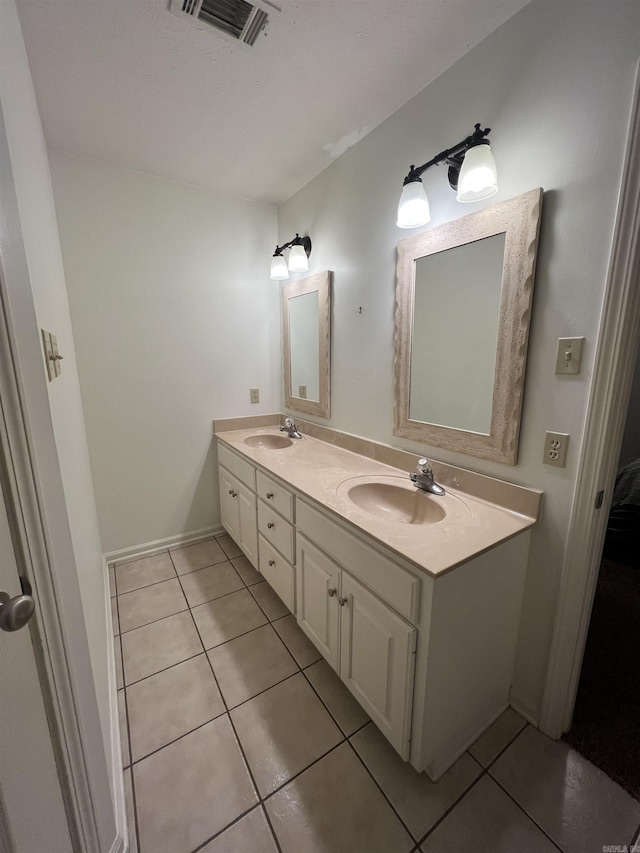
273 233 312 257
402 123 492 189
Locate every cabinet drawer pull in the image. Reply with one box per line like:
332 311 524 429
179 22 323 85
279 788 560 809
328 587 336 597
268 559 275 567
267 522 275 529
266 492 274 499
338 596 348 607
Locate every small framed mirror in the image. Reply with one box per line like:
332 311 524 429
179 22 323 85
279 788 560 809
282 270 332 419
394 188 543 465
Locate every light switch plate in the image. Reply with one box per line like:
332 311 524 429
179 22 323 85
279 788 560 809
555 337 584 375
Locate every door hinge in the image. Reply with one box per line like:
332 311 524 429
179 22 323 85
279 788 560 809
594 489 605 510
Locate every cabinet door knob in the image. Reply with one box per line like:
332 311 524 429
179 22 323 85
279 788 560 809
338 596 347 607
228 489 234 495
266 492 274 499
328 587 336 597
267 522 274 529
268 559 275 566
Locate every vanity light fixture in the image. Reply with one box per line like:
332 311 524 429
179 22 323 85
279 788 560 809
270 233 312 280
397 123 498 229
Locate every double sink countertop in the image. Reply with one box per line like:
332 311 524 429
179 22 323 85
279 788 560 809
215 425 541 579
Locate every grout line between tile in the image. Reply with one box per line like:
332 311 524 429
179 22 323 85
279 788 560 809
168 547 231 576
415 762 486 847
186 579 257 613
344 737 419 846
482 718 529 771
260 803 284 853
486 772 565 853
113 569 178 597
123 649 204 689
118 629 141 853
127 705 227 768
118 603 189 636
299 663 367 738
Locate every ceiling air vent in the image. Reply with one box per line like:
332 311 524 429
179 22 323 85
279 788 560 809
169 0 277 47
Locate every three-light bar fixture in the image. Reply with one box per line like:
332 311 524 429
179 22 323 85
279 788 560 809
397 123 498 229
270 233 312 280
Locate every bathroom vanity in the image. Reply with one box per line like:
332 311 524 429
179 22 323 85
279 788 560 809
215 423 541 781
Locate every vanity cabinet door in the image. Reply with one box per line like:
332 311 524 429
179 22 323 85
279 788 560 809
236 480 258 569
219 467 240 543
296 535 340 671
219 467 258 569
339 572 416 760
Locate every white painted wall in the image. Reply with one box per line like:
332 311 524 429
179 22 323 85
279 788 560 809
0 1 116 847
278 0 640 723
50 154 278 553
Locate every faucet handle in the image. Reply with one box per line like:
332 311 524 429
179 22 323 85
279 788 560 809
284 417 296 429
417 458 433 475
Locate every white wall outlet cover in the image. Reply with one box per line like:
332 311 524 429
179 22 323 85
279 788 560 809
250 388 259 404
543 431 569 467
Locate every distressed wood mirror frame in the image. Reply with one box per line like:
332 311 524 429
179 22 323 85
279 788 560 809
394 188 543 465
282 270 332 419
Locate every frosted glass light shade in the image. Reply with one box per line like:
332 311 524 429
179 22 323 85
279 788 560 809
288 244 309 272
456 143 498 202
397 180 430 228
270 254 289 280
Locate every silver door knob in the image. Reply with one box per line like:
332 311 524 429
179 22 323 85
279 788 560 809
328 587 336 597
0 591 36 632
268 560 275 566
267 522 274 529
338 596 347 607
266 492 274 499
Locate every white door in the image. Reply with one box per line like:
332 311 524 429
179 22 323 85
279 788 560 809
340 572 416 759
296 535 340 670
0 462 73 852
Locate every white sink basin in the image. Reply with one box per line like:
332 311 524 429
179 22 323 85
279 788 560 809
345 480 446 525
243 434 293 450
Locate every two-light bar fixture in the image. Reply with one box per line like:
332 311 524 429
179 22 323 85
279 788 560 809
270 233 312 280
397 123 498 229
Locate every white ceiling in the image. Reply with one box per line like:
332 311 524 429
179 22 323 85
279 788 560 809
18 0 530 206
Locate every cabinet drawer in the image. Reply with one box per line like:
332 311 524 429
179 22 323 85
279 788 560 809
218 442 256 491
256 471 295 522
297 499 420 624
258 500 295 563
258 534 295 614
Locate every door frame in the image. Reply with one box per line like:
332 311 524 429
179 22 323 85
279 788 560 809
0 105 116 850
540 61 640 738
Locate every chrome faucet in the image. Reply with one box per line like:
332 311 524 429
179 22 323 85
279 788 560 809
280 417 302 439
410 458 445 496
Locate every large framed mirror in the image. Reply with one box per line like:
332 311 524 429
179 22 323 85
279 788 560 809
282 270 332 419
394 188 543 465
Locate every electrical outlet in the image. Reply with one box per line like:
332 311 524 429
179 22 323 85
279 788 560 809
543 431 569 467
250 388 259 404
298 385 307 399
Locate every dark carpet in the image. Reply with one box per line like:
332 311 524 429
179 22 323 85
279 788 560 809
564 536 640 801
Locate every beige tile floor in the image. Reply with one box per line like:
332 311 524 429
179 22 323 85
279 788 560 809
111 535 640 853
